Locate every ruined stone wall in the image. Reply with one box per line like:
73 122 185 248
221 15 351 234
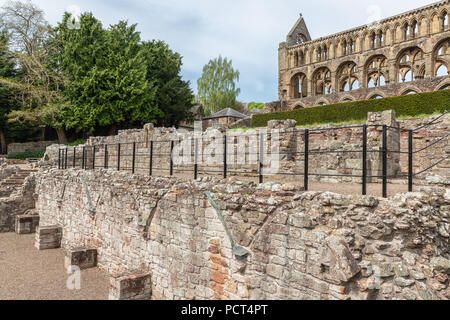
399 114 450 179
278 1 450 109
35 169 450 300
7 140 57 156
0 174 36 232
50 112 449 184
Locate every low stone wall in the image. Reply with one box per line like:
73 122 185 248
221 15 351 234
399 115 450 179
47 111 449 185
7 141 57 156
0 174 36 232
35 169 450 300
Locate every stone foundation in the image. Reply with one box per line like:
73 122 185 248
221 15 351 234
0 175 36 232
15 214 40 234
35 225 62 250
46 111 449 186
64 247 98 270
35 169 450 300
109 271 152 300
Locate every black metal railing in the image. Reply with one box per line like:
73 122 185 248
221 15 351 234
58 112 449 198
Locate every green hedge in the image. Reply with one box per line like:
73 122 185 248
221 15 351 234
252 90 450 127
7 149 46 160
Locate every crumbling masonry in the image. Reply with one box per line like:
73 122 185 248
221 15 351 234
277 1 450 110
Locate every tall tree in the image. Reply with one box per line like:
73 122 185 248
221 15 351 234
197 56 240 116
52 13 151 134
0 31 17 153
141 40 194 127
0 0 68 142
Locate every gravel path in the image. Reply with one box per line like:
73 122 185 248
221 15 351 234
0 233 109 300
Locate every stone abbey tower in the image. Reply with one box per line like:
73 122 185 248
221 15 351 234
278 0 450 110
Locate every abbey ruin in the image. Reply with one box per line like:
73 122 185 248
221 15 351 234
278 0 450 110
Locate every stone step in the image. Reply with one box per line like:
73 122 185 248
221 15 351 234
2 181 24 185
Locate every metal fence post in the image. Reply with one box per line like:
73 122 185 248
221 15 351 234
259 132 264 184
382 125 387 198
132 142 136 174
117 143 121 171
170 140 174 176
304 129 309 191
149 141 153 176
73 147 76 168
194 138 198 180
362 125 367 195
92 146 96 170
64 148 68 169
408 130 413 192
58 149 61 169
104 144 108 169
223 134 227 179
82 146 86 170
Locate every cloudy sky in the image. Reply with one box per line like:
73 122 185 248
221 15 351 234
0 0 438 102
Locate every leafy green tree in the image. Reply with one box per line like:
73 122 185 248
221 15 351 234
0 31 17 153
248 102 265 111
197 56 240 116
0 0 68 143
141 40 194 127
51 14 151 134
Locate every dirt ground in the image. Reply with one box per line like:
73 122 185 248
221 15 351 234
0 233 109 300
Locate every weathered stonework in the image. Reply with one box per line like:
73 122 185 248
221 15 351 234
109 271 152 300
7 140 57 156
278 1 450 110
35 225 62 250
15 214 40 234
48 111 449 186
35 169 450 300
64 247 98 270
0 175 36 232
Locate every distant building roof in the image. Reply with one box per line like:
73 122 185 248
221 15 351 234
203 108 249 120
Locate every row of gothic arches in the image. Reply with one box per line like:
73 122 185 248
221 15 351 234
289 9 449 67
290 39 450 99
292 81 449 109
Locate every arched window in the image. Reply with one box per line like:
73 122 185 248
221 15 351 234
290 73 307 99
366 55 388 88
313 67 332 96
403 90 418 95
411 21 418 38
337 62 359 92
442 11 449 30
403 23 409 40
436 64 448 77
397 47 425 83
323 45 328 60
433 38 449 78
370 95 383 99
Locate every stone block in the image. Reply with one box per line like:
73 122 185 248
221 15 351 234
35 225 62 250
109 271 152 300
64 247 98 270
15 215 40 234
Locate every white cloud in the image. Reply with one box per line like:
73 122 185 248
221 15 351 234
0 0 439 102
